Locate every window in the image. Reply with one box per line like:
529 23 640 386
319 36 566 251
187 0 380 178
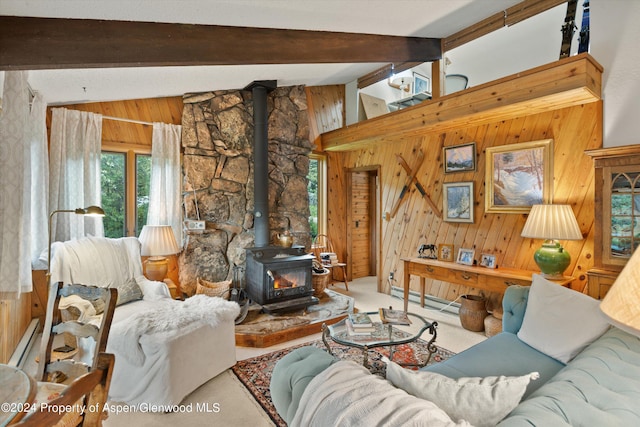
308 154 327 239
101 146 151 237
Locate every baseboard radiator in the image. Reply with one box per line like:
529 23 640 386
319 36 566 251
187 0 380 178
390 286 460 315
9 319 39 368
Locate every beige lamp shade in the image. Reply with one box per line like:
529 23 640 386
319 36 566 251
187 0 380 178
139 225 180 282
139 225 179 257
521 204 583 240
600 246 640 337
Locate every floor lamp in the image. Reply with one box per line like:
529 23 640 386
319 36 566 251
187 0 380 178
46 205 105 353
47 205 105 278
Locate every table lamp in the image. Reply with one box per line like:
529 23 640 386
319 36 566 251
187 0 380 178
139 225 180 281
521 204 583 279
47 205 105 277
600 246 640 337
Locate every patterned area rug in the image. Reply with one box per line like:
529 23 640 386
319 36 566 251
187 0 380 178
232 338 456 426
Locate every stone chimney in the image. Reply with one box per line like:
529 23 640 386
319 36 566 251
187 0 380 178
179 86 312 295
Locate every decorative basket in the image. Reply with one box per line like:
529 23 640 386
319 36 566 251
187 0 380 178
312 268 330 297
196 278 231 299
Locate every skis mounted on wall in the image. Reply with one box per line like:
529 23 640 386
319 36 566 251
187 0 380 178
578 0 590 54
560 0 578 59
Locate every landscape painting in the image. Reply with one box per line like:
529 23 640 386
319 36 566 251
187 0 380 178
444 143 476 173
443 182 474 223
485 139 553 213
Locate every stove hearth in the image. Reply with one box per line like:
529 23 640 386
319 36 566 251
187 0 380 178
245 246 318 313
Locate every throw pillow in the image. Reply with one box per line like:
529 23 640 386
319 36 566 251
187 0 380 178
385 360 538 427
113 278 143 306
517 274 610 363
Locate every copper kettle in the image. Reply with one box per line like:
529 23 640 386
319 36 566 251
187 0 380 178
277 231 294 247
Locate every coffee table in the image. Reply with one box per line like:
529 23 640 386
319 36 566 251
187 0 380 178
322 311 438 367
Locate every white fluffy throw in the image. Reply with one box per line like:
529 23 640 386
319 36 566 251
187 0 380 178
291 361 472 427
109 295 240 366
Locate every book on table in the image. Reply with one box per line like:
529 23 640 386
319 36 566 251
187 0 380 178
348 313 373 328
379 307 412 325
346 319 375 336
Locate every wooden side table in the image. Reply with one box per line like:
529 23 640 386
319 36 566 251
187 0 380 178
163 278 180 299
402 257 574 311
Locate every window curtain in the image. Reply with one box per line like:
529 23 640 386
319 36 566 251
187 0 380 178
148 122 182 247
49 108 104 244
30 92 49 269
0 72 35 299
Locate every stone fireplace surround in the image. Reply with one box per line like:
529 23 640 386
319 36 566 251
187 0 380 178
179 85 312 295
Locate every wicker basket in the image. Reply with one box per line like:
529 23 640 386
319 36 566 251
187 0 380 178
312 268 330 297
196 278 231 299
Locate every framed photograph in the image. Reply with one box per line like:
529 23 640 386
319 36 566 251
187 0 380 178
438 244 454 262
485 139 553 213
444 142 476 173
413 72 431 95
456 248 475 266
480 254 497 269
443 182 474 223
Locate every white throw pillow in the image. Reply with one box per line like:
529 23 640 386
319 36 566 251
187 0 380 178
517 274 610 363
385 360 538 427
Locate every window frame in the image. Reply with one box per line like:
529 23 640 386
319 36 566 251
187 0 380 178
309 153 327 237
102 142 151 237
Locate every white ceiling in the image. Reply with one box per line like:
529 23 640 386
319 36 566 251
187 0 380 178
1 0 525 105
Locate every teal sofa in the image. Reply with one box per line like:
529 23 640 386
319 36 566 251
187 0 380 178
270 284 640 426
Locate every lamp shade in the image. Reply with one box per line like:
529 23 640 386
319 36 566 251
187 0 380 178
521 204 583 240
600 247 640 337
139 225 179 257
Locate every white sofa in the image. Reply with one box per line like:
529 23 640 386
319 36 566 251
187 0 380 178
50 236 239 406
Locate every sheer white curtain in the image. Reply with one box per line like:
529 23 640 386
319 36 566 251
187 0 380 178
49 108 104 243
30 92 49 269
148 122 182 247
0 71 36 299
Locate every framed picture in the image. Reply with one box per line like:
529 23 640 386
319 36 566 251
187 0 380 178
443 182 474 223
485 139 553 213
480 254 497 269
438 244 454 262
456 248 475 266
444 142 476 173
413 72 431 95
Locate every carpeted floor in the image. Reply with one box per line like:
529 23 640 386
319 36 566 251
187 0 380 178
232 338 455 427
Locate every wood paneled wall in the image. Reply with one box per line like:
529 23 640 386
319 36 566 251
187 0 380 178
0 292 32 363
325 101 602 302
305 85 345 151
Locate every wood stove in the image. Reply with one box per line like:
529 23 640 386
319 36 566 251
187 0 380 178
242 80 318 313
245 246 318 313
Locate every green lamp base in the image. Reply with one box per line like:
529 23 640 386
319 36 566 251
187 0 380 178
533 240 571 279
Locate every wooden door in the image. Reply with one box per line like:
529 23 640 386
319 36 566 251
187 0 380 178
348 169 378 279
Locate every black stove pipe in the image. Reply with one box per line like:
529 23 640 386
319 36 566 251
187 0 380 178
245 80 277 248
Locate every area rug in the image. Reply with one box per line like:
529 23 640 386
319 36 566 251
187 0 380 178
232 338 455 426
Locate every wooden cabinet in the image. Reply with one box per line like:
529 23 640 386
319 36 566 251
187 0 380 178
586 268 618 300
587 145 640 270
586 145 640 298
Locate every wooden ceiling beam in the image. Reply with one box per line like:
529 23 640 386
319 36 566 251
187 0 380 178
0 16 441 70
443 0 567 52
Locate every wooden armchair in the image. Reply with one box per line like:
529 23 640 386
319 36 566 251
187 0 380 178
312 234 348 290
26 283 117 426
15 352 115 427
37 283 117 382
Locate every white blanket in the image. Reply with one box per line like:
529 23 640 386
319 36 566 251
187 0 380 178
108 295 240 366
291 361 472 427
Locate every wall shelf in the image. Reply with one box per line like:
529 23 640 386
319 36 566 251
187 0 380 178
321 53 603 152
